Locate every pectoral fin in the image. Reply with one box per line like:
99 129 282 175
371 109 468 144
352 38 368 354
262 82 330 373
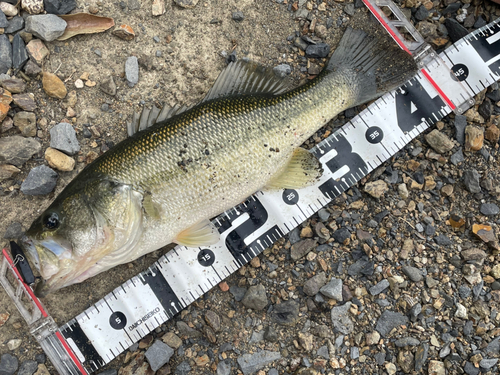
174 219 220 247
265 147 323 190
143 192 161 220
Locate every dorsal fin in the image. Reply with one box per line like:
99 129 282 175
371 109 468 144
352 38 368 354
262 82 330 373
201 59 292 103
126 103 193 136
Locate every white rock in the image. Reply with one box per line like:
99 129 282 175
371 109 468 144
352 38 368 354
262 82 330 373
7 338 21 350
74 79 84 89
455 302 468 319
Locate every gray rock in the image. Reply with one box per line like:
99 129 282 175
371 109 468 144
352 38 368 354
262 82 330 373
351 346 359 359
24 60 41 77
232 11 244 21
414 5 429 21
0 9 7 28
402 265 423 282
229 286 247 302
249 330 264 344
50 122 80 155
344 3 355 16
375 310 409 337
480 358 498 370
369 279 389 295
174 361 191 375
0 34 12 74
445 18 468 43
217 360 231 375
241 284 268 310
330 302 354 334
273 64 291 78
205 310 220 331
486 336 500 355
463 169 481 193
290 239 316 260
237 351 281 375
318 208 330 221
395 337 420 347
125 56 139 87
264 326 278 342
474 16 487 29
4 222 23 239
374 352 386 365
303 272 327 296
34 354 45 364
0 136 41 166
478 99 492 120
480 203 499 216
176 321 201 338
144 340 174 372
332 228 350 243
454 115 466 144
271 300 299 325
434 234 451 246
450 149 465 165
12 34 28 70
44 0 77 14
414 343 429 372
20 165 58 195
99 76 117 96
320 278 343 301
17 360 38 375
305 43 330 58
268 370 278 375
464 362 480 375
5 16 24 34
0 354 18 375
128 0 141 10
25 15 67 42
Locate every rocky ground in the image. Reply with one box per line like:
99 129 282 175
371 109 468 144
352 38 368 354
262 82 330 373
1 0 500 374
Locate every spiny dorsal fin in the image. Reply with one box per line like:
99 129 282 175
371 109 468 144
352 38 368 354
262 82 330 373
201 59 292 103
126 103 193 137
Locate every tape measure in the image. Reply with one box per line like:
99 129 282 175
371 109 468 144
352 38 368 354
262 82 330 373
2 1 500 373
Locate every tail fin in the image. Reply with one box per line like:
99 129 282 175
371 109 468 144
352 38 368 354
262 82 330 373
327 27 417 105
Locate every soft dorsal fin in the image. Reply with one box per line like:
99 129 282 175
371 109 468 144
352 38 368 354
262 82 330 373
201 59 292 103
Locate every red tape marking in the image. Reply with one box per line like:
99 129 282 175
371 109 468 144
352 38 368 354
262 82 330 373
55 331 88 375
421 68 457 110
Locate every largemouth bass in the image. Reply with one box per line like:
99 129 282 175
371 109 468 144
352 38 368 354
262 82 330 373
22 27 416 296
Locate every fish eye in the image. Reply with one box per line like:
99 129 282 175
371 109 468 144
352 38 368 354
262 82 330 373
43 212 60 230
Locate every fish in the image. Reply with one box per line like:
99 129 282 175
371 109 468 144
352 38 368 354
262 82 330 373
21 27 417 296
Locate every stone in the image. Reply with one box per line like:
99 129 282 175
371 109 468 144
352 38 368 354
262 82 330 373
144 340 174 372
320 278 343 301
376 310 408 337
112 24 135 41
205 310 220 331
291 239 316 260
2 78 26 94
232 10 244 21
303 272 327 296
13 111 36 137
305 43 330 58
99 76 116 96
273 64 291 78
43 0 76 14
463 169 481 193
217 360 231 375
45 147 75 171
365 331 380 345
395 337 420 347
480 203 499 216
42 72 67 99
369 279 390 295
12 34 28 70
271 300 299 325
414 5 429 20
465 125 484 151
0 136 41 166
485 124 500 143
12 93 37 111
0 8 7 27
454 114 467 144
161 332 182 349
0 164 20 181
21 165 58 195
480 358 498 370
5 16 24 34
364 180 388 199
491 264 500 279
26 39 49 65
402 265 423 282
330 302 354 334
152 0 165 15
241 284 268 310
6 339 21 350
17 360 38 375
21 0 44 14
229 285 247 301
425 129 454 153
450 149 464 165
25 15 66 42
125 56 139 87
50 122 79 155
455 302 467 319
332 228 350 243
0 354 18 375
237 351 281 375
24 60 41 76
428 360 445 375
0 34 11 74
414 343 429 372
445 18 468 43
174 0 199 8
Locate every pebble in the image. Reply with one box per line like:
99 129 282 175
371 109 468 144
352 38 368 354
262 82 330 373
26 39 49 65
375 310 408 337
364 180 388 199
217 360 231 375
205 310 220 331
45 147 75 172
369 279 389 295
0 354 18 375
365 331 380 345
305 43 330 58
44 0 76 14
450 148 464 165
3 222 23 239
241 284 268 310
100 76 117 96
425 129 454 153
480 358 498 370
454 114 467 144
25 15 66 41
445 18 468 42
402 265 423 282
50 122 80 155
344 3 355 16
174 0 199 8
320 278 343 301
5 16 24 34
0 3 17 17
144 340 174 372
414 5 429 20
152 0 165 16
303 272 327 296
465 125 484 151
12 33 28 70
229 285 247 301
455 302 468 319
0 164 20 182
414 343 429 372
20 165 58 195
271 300 299 325
13 93 37 111
273 64 291 78
395 337 420 347
125 56 139 87
7 339 21 350
332 228 350 243
330 302 354 334
463 169 481 193
0 34 12 74
480 203 499 216
42 72 67 99
0 8 7 27
23 60 41 77
161 332 182 349
0 136 41 166
237 351 281 375
13 111 36 137
2 78 26 94
232 11 244 21
17 360 38 375
112 24 135 40
291 239 316 260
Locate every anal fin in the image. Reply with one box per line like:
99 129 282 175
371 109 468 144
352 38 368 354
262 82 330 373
265 147 323 190
174 219 220 247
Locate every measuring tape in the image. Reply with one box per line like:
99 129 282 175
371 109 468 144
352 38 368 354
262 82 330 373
2 1 500 373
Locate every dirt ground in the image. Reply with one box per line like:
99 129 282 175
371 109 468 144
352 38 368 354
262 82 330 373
0 0 365 371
